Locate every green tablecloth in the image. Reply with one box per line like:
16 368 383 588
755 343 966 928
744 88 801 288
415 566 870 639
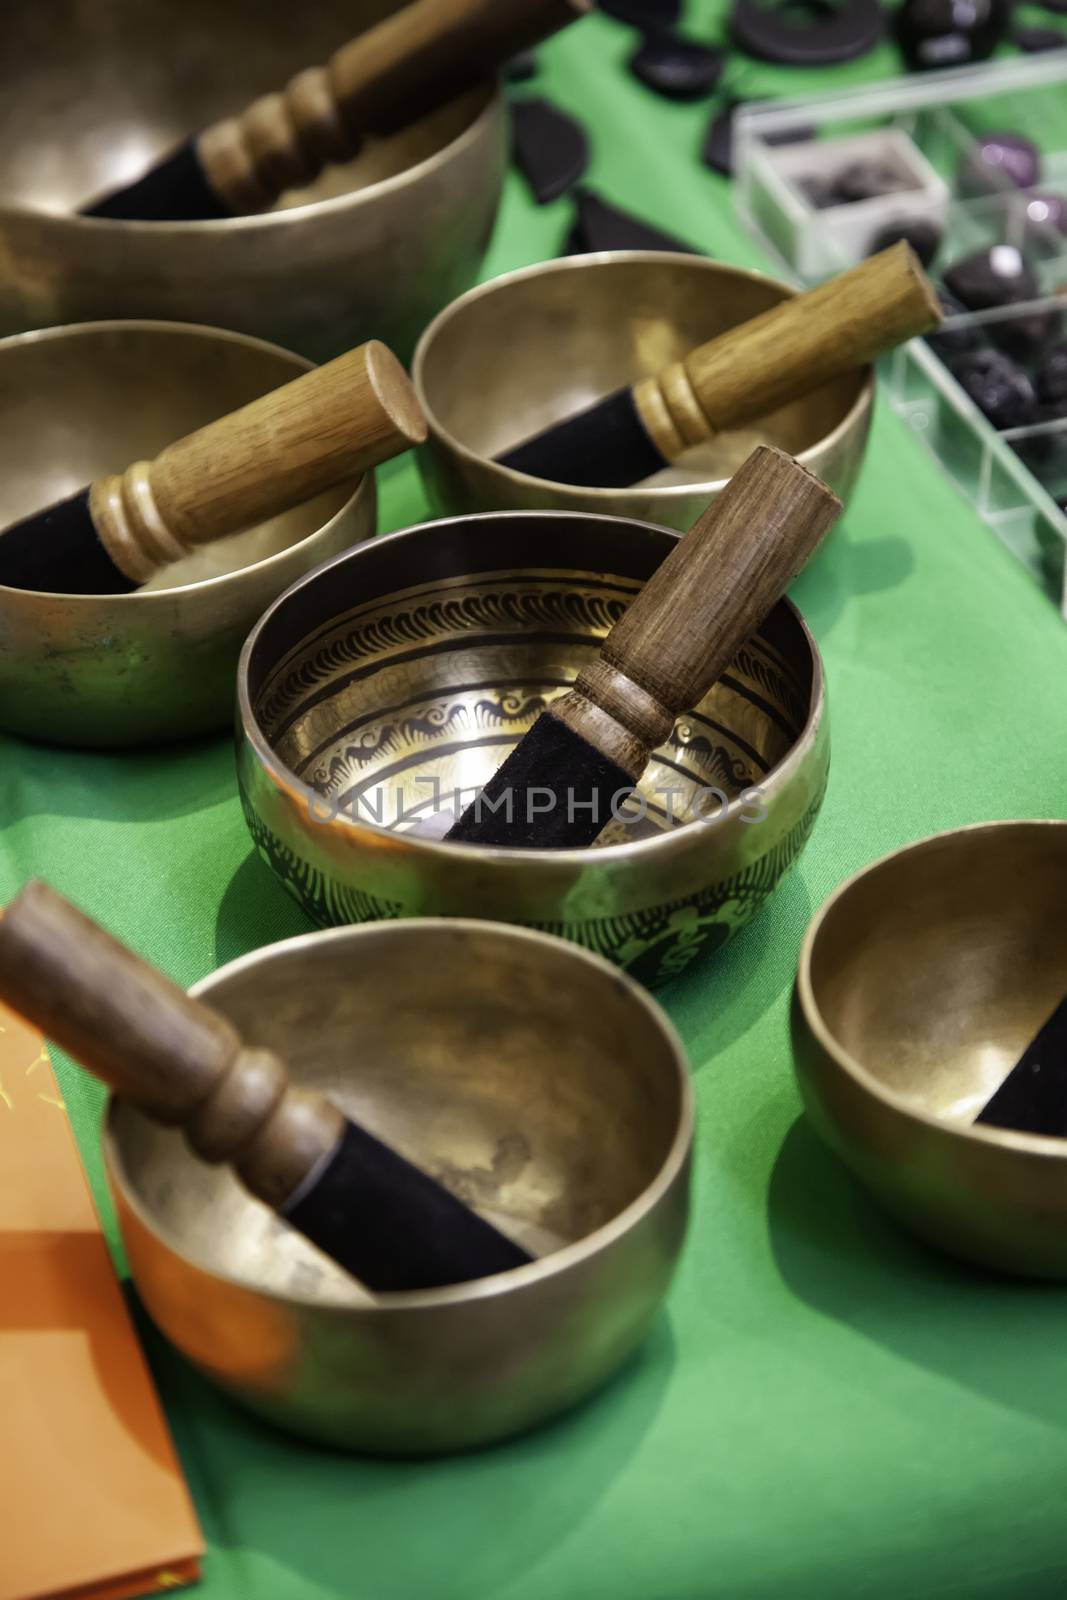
6 7 1067 1596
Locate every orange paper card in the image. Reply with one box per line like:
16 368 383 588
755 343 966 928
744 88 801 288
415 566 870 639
0 1003 204 1600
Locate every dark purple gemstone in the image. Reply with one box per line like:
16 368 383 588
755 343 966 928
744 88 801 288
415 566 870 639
926 288 986 359
1037 344 1067 406
949 349 1037 430
1020 192 1067 237
830 161 910 204
959 133 1041 197
896 0 1011 69
943 244 1040 310
867 217 942 267
630 34 725 99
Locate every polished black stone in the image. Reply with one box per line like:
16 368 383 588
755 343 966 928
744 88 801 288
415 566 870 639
702 99 813 179
565 186 702 255
830 160 909 204
895 0 1010 69
866 217 942 267
949 349 1037 430
959 133 1041 197
1013 23 1067 49
511 97 590 204
943 244 1040 310
731 0 883 64
508 50 539 81
1037 343 1067 405
630 33 726 99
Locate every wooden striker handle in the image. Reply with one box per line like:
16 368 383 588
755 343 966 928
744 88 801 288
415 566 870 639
550 446 842 778
89 340 426 585
633 243 942 461
198 0 589 213
0 881 344 1210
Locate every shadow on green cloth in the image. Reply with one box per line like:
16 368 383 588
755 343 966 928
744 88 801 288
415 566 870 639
790 528 914 643
137 1298 676 1600
0 731 234 827
214 848 316 968
768 1116 1067 1428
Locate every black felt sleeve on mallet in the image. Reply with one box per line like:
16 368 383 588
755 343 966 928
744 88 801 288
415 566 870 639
975 995 1067 1138
446 445 843 852
83 140 233 222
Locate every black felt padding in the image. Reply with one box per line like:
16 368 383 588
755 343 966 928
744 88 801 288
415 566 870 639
0 489 136 596
975 995 1067 1138
282 1121 533 1292
82 139 233 222
498 384 667 487
446 711 636 850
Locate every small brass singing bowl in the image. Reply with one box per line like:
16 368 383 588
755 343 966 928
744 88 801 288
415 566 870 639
104 919 692 1454
0 321 374 748
0 1 504 362
412 253 874 529
237 511 828 987
793 820 1067 1278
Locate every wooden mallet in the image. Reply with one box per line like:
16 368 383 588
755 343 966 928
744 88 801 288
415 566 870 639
498 243 942 486
83 0 588 222
0 341 426 595
447 445 841 850
0 881 532 1292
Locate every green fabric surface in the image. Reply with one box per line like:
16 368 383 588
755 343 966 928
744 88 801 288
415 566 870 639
6 7 1067 1596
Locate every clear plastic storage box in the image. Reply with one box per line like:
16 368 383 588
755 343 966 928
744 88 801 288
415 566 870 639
734 54 1067 615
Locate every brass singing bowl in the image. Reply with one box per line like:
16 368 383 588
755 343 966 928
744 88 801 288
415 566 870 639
104 919 692 1454
412 253 875 529
0 321 375 748
793 820 1067 1278
0 0 504 362
237 512 828 987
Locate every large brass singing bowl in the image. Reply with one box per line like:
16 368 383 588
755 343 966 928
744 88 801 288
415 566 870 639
104 919 692 1454
0 1 505 362
794 821 1067 1278
237 512 828 987
413 253 875 530
0 322 375 748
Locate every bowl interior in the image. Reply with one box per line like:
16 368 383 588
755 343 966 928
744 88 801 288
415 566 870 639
0 0 486 216
805 824 1067 1123
0 324 350 591
110 923 686 1302
417 257 868 488
245 514 816 846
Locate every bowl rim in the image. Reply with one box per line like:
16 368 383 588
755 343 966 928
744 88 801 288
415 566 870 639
3 85 499 235
236 508 827 866
0 318 371 604
411 250 875 500
103 916 694 1311
796 817 1067 1159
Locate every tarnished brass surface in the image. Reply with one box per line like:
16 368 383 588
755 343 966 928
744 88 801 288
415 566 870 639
793 820 1067 1277
0 1 505 362
0 322 375 747
236 512 829 986
412 254 874 530
104 919 692 1453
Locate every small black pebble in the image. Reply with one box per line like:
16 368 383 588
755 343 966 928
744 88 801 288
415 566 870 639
867 216 942 267
508 51 539 81
566 186 702 255
1036 344 1067 406
950 348 1037 430
993 308 1062 365
831 160 909 204
630 33 726 99
600 0 683 24
702 99 739 177
1013 24 1067 50
926 289 985 359
511 97 590 204
943 244 1040 311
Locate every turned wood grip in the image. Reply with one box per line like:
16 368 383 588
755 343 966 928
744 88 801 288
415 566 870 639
198 0 588 212
632 243 942 460
88 340 426 585
0 882 344 1209
550 447 841 775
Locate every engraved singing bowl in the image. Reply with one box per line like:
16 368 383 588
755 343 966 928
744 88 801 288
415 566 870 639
104 919 692 1453
236 511 828 987
412 254 875 530
0 321 375 748
793 820 1067 1278
0 0 505 362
